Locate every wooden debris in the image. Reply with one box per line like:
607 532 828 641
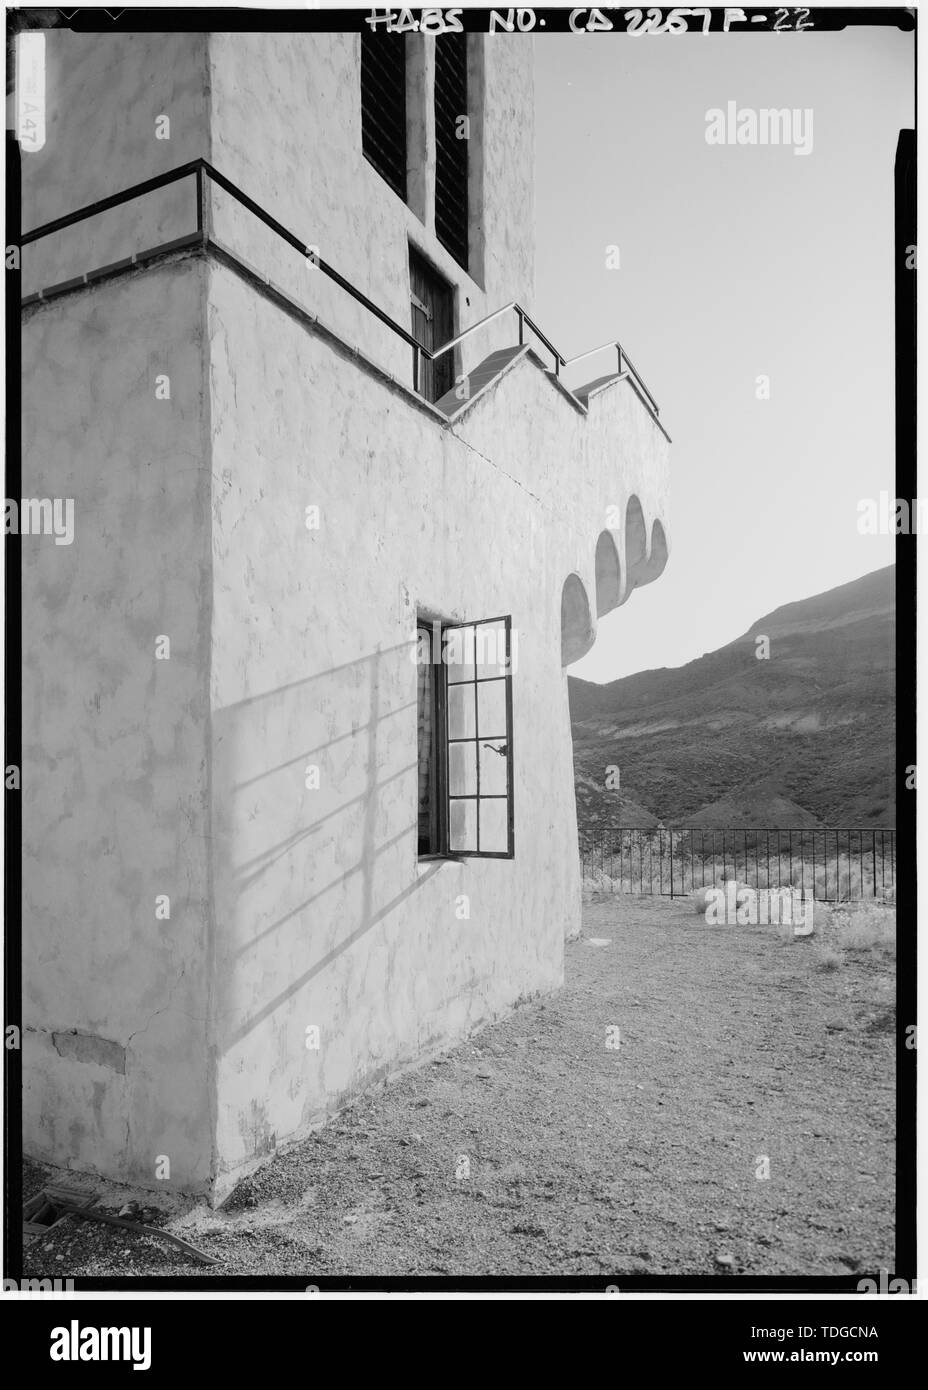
23 1186 220 1266
23 1186 96 1240
53 1200 221 1266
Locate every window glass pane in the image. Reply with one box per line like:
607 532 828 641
448 682 476 739
445 625 476 684
441 614 513 860
449 741 477 796
477 678 506 739
475 620 508 678
449 798 477 852
479 740 507 796
479 798 508 853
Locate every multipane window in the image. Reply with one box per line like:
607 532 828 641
434 33 469 269
416 616 514 859
361 31 408 199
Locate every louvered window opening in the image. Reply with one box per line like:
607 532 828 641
434 34 469 269
361 32 407 200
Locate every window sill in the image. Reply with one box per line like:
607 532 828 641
417 853 514 864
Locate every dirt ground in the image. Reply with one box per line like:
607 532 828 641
23 895 895 1278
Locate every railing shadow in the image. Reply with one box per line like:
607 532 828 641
210 640 441 1050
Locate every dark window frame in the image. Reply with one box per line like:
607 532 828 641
417 622 449 858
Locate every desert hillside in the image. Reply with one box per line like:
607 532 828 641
569 565 896 831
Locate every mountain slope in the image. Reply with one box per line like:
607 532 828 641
569 566 896 830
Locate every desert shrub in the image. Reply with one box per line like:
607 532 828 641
691 886 713 914
581 868 624 897
830 902 896 956
808 899 832 930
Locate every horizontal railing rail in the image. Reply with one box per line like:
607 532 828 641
562 341 660 417
21 158 662 420
580 826 897 903
20 158 206 245
427 300 518 365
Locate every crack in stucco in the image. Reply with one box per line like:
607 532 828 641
124 965 191 1051
446 423 547 510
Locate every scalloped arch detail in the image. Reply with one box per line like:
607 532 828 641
561 573 596 667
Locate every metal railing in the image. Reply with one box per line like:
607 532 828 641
562 340 660 417
21 158 662 421
580 827 897 903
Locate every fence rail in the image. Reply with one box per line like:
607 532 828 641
580 827 896 902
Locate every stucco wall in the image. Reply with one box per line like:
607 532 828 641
206 259 668 1193
21 257 215 1193
17 28 669 1200
20 31 209 296
206 32 535 394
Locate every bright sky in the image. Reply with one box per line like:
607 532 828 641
533 20 912 682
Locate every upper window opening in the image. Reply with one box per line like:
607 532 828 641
361 31 408 200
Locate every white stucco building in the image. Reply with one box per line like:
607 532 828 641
20 25 670 1201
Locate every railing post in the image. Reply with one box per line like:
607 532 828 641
516 308 524 345
617 344 623 376
195 164 209 244
669 829 674 899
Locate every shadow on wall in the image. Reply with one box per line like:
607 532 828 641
210 641 442 1052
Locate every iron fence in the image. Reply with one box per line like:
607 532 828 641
580 827 896 902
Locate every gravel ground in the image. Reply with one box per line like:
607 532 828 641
23 896 895 1279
